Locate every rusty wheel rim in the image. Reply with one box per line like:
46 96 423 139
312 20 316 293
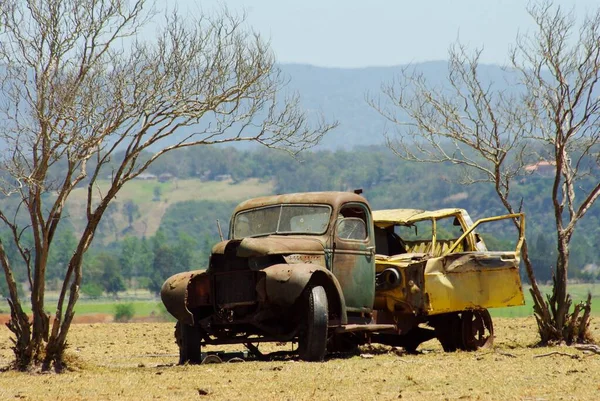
461 310 494 351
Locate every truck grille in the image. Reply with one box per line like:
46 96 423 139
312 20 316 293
213 270 257 307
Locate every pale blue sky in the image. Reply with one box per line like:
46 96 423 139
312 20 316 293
160 0 598 68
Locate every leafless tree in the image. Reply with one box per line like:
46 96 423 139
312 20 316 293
369 0 597 345
0 0 335 371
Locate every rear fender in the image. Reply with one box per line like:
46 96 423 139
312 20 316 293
161 270 208 326
263 263 347 325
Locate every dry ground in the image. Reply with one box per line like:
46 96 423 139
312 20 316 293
1 318 599 401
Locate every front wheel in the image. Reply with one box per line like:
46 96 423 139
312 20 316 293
298 286 329 362
175 321 202 364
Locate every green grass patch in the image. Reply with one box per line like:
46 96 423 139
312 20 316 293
69 178 273 205
0 299 164 318
65 177 274 239
490 283 600 318
73 300 161 317
3 283 598 319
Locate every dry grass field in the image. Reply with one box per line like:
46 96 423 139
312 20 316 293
1 318 600 401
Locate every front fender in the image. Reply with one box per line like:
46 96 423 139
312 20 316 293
263 263 347 324
160 270 207 326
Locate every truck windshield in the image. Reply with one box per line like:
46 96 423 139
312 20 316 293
233 205 332 239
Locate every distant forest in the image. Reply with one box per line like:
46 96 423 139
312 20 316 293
2 144 599 297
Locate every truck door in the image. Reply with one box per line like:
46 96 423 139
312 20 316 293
330 202 375 313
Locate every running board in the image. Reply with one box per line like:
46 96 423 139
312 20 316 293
334 324 396 334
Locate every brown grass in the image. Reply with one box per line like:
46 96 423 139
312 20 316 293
1 318 599 400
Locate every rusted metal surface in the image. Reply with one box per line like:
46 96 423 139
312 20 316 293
232 191 368 217
233 236 326 257
372 208 466 227
160 270 207 325
335 324 396 334
162 191 379 361
331 243 375 312
372 208 525 316
162 193 527 360
461 310 494 350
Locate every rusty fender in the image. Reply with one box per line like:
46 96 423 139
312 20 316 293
160 269 207 326
262 263 348 325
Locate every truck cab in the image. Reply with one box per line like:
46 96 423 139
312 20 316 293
161 193 526 362
372 208 525 351
161 191 383 362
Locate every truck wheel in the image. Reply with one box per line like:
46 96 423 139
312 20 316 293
432 313 462 352
298 286 329 362
175 321 202 364
460 310 494 351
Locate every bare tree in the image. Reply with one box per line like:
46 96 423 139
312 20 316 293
0 0 335 371
369 0 597 345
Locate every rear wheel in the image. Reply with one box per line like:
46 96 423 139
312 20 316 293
432 313 462 352
175 321 202 364
298 286 329 362
460 310 494 351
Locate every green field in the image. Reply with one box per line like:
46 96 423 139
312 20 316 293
73 300 166 317
66 177 274 239
3 283 598 321
490 283 600 317
0 290 169 322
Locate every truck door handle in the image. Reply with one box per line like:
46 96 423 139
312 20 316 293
366 246 375 255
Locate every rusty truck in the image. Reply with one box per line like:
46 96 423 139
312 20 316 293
161 191 525 362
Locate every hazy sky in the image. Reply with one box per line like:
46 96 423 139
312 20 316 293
162 1 597 68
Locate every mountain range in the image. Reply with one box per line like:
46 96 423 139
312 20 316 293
155 61 512 151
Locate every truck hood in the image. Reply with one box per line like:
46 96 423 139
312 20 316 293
212 236 326 257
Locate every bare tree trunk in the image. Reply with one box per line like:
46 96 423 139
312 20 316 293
525 231 593 345
43 251 84 371
521 239 556 343
0 0 335 372
0 240 33 370
553 241 569 331
43 214 104 370
30 253 51 362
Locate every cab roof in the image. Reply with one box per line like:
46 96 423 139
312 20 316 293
372 208 465 227
233 191 370 214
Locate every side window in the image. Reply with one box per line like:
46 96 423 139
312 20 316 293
337 218 366 240
395 220 432 241
337 203 369 241
435 215 464 240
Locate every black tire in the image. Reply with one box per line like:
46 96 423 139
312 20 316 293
432 313 462 352
298 286 329 362
175 321 202 364
460 310 494 351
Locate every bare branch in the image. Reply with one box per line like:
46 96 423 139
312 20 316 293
370 0 600 345
0 0 335 369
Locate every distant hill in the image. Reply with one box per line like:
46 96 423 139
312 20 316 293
0 61 512 153
64 178 274 242
143 61 512 151
279 62 514 149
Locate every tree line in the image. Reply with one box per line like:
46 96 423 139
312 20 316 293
3 144 598 302
1 0 598 371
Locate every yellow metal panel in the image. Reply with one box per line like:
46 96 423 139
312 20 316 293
423 268 525 314
373 208 464 227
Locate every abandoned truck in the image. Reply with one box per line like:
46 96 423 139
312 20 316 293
161 192 525 363
371 208 525 351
